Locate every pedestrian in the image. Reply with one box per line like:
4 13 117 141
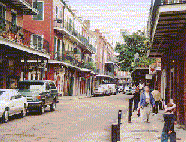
140 86 155 123
128 92 134 123
161 101 177 142
152 86 161 114
133 86 140 111
139 81 145 95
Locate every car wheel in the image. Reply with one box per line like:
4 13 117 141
39 106 45 115
2 110 9 123
50 102 56 112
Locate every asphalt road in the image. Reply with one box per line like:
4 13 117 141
0 93 129 142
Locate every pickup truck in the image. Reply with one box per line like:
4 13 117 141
18 80 58 114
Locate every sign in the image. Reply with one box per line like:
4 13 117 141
86 74 90 79
146 74 152 79
149 65 156 74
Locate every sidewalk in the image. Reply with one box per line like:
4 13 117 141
120 109 186 142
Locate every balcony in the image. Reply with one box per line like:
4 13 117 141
62 52 96 70
53 20 96 54
2 0 38 15
0 17 50 59
149 0 186 57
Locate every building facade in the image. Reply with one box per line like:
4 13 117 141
0 0 50 89
22 0 97 96
149 0 186 128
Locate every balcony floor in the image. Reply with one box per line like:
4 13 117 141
151 3 186 52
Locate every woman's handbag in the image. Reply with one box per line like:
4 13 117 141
161 132 168 142
137 107 140 117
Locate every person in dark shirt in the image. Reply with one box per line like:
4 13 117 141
161 102 177 142
133 86 140 111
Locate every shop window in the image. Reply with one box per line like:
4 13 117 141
31 34 43 50
33 2 44 20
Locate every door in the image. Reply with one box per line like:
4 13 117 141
15 93 24 113
69 76 74 96
9 94 19 115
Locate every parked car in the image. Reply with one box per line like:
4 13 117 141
0 89 27 123
107 84 117 95
18 80 58 114
101 84 111 96
93 85 105 97
124 85 130 93
118 85 124 93
93 84 110 96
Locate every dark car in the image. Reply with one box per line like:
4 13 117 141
18 80 58 114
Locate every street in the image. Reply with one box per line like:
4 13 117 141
0 93 128 141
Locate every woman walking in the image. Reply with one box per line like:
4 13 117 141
140 86 155 123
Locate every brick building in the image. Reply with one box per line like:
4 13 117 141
0 0 50 89
22 0 96 96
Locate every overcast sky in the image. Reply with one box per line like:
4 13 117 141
68 0 151 46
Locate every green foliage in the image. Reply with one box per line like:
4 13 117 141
115 30 155 72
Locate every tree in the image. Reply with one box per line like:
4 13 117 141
115 30 155 72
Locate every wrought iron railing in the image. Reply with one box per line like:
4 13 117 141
0 17 49 54
62 52 96 70
161 0 186 5
54 19 97 53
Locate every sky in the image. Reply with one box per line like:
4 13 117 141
68 0 151 46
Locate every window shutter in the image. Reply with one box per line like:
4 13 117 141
54 37 57 59
33 2 44 20
30 34 33 48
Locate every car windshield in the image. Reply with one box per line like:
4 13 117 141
49 82 56 89
18 82 44 90
0 91 5 96
0 91 8 101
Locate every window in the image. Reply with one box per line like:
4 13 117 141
56 6 58 19
0 4 6 30
31 34 43 50
54 36 57 59
33 2 44 20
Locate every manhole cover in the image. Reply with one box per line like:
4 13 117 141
131 130 159 132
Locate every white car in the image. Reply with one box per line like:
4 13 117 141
93 84 110 96
124 86 130 93
107 84 116 95
0 89 27 123
118 86 123 93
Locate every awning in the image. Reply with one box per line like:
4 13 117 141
48 60 93 72
0 37 50 59
79 68 91 72
48 60 77 69
150 2 186 57
96 74 114 79
105 62 114 64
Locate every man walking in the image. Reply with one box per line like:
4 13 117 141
152 86 161 114
140 86 155 123
133 86 140 111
